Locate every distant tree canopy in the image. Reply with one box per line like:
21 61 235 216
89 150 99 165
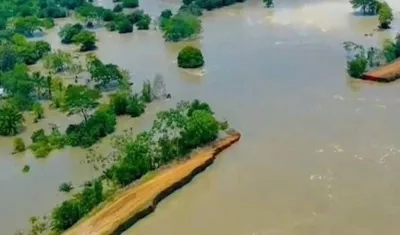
162 12 202 42
122 0 139 8
182 0 246 11
264 0 273 8
349 0 379 15
177 46 204 68
378 2 393 29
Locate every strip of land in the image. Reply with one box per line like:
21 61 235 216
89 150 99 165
363 59 400 82
65 133 241 235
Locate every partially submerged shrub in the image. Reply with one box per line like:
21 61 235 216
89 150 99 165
59 182 74 192
22 165 30 173
177 46 204 68
13 137 26 153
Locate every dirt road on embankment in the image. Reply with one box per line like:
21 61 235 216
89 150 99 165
65 133 241 235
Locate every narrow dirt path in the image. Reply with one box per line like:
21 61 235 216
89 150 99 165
65 133 241 235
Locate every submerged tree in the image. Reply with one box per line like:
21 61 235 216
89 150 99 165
62 85 101 122
264 0 273 8
378 2 393 29
72 30 97 51
162 12 202 42
0 103 24 136
349 0 379 15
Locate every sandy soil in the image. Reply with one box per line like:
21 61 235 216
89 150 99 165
65 133 241 235
363 59 400 82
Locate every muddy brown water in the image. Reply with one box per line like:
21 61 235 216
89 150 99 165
2 0 400 234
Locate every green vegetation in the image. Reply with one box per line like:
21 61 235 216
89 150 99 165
264 0 274 8
72 30 97 51
51 180 104 232
128 10 151 30
122 0 139 8
30 126 65 158
162 12 202 42
117 17 133 33
12 16 54 37
349 0 379 15
59 182 74 192
87 55 123 88
182 0 246 11
113 4 124 12
65 104 116 147
0 34 51 69
50 100 228 232
177 46 204 68
343 37 400 78
179 2 203 16
43 50 72 73
59 23 84 44
32 102 44 123
62 85 101 122
22 165 30 173
0 103 24 136
378 2 393 29
13 137 26 153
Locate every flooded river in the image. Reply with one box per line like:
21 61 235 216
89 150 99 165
1 0 400 234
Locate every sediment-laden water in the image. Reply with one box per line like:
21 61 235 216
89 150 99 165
1 0 400 234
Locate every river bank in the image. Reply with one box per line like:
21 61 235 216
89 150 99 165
65 132 241 235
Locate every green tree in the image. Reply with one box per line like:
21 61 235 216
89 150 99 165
0 103 24 136
117 18 133 33
51 200 81 232
72 30 97 51
122 0 139 8
163 13 202 42
378 2 393 29
0 44 20 71
0 64 35 109
160 9 173 19
177 46 204 68
382 39 397 63
350 0 379 15
58 23 83 44
110 91 129 115
88 58 123 87
180 110 219 149
179 2 203 16
13 16 43 37
347 57 368 78
62 85 101 122
264 0 273 8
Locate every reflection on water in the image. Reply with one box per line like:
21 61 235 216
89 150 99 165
2 0 400 234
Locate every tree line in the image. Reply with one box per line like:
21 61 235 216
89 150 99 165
344 35 400 78
16 100 230 234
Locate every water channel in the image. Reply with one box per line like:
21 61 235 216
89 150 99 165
1 0 400 234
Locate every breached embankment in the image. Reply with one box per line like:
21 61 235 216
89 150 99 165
65 133 241 235
362 59 400 83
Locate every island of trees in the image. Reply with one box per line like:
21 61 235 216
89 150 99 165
177 46 205 68
350 0 394 29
